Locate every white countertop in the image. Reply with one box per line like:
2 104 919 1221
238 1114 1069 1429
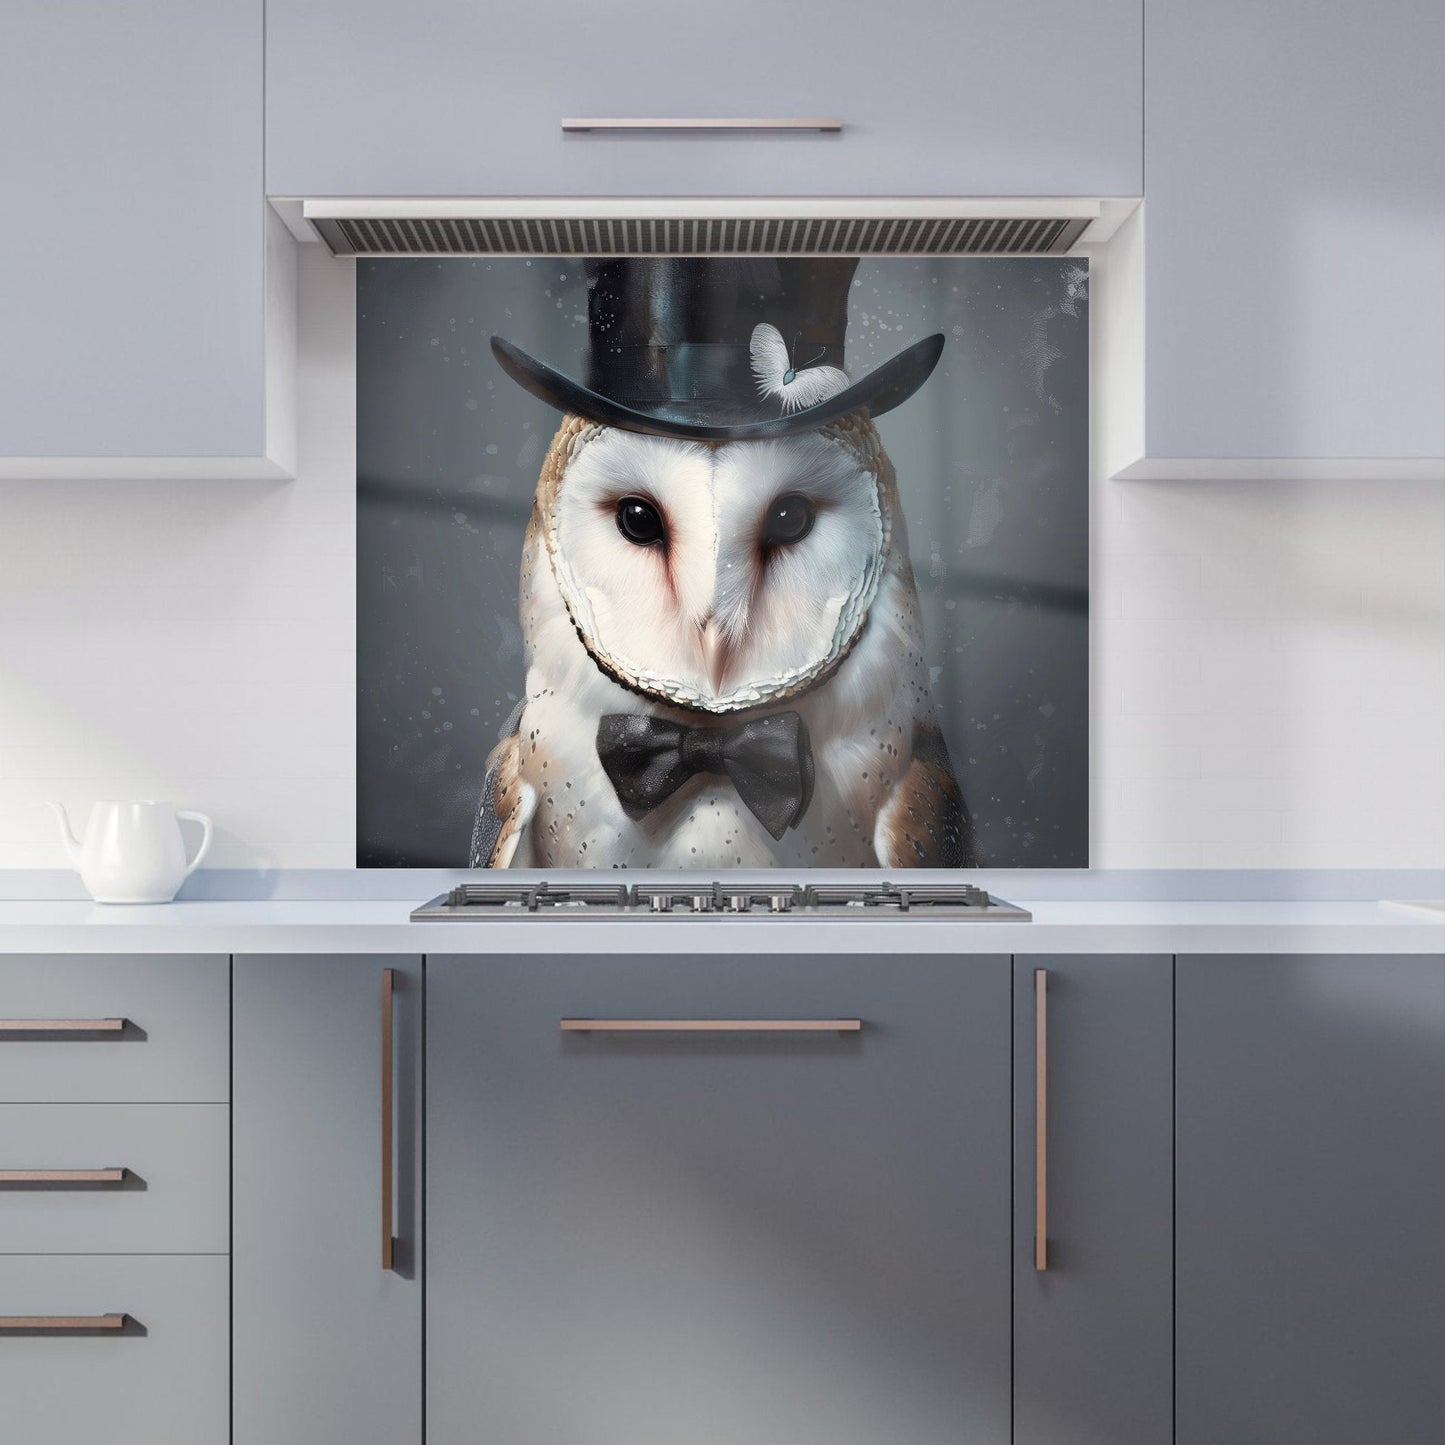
0 898 1439 954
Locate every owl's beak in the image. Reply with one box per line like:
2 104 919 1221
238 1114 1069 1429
697 617 732 694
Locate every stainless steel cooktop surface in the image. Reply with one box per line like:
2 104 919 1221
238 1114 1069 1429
411 881 1030 921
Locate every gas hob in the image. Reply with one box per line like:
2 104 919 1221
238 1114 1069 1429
411 881 1030 921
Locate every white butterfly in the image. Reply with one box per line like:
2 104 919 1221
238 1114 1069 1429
749 323 851 414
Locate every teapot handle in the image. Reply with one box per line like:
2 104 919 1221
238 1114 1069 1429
176 811 213 877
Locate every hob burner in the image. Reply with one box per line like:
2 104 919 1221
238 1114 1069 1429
412 880 1028 921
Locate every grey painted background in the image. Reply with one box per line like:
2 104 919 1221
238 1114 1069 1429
357 257 1088 867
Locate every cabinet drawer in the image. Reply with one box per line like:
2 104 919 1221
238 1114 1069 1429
0 1104 227 1254
0 1255 227 1445
0 956 227 1103
267 0 1142 197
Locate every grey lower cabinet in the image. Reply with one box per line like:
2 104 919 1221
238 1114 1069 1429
1012 955 1173 1445
1176 953 1445 1445
427 952 1013 1445
232 955 423 1445
0 953 230 1442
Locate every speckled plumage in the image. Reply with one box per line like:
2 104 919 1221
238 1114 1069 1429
479 411 973 869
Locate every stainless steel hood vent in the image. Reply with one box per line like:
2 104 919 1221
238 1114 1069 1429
301 200 1098 258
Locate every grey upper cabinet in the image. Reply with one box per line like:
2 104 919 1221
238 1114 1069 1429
1012 956 1173 1445
0 1 293 479
427 952 1013 1445
233 956 422 1445
1135 1 1445 477
266 1 1142 198
1176 953 1445 1445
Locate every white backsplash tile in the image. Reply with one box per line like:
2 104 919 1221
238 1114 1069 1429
1093 465 1445 867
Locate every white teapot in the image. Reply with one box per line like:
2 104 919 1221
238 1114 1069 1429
49 801 213 904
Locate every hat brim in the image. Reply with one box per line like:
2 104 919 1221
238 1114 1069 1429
489 333 944 442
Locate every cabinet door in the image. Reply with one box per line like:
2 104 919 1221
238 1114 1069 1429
1013 955 1172 1445
1176 953 1445 1444
427 952 1012 1445
1138 1 1445 474
0 1 289 477
267 1 1141 198
233 956 422 1445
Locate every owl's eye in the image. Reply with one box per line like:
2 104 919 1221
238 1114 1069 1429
762 493 816 547
616 497 666 546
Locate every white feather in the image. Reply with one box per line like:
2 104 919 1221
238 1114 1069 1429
749 322 851 414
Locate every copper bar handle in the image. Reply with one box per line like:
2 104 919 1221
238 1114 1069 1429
0 1169 128 1185
560 1019 862 1033
1034 968 1049 1271
0 1314 128 1331
0 1018 127 1035
380 968 396 1273
562 117 842 134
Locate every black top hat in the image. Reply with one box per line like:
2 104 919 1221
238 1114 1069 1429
490 257 944 442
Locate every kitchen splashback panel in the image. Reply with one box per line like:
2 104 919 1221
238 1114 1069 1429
357 256 1088 868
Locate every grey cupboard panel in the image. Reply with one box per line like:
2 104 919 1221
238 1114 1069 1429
1176 952 1445 1445
427 952 1012 1445
0 954 229 1103
1012 955 1172 1445
0 1 269 464
267 0 1141 197
0 1103 227 1254
1143 1 1445 465
0 1254 228 1445
233 955 422 1445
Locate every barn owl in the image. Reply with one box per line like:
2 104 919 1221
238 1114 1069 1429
472 408 974 870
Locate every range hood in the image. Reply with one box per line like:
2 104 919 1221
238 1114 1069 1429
298 197 1112 258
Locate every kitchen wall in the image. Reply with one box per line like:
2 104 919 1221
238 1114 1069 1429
0 246 356 868
1 244 1441 870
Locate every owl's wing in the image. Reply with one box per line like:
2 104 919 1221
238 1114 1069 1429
873 721 977 868
469 707 536 868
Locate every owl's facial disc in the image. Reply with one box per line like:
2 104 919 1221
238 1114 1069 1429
543 427 889 713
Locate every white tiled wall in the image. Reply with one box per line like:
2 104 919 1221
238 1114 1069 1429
1 247 1442 869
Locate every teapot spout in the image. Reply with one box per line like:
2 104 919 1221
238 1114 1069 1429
47 801 83 866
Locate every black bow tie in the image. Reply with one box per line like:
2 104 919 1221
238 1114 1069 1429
596 711 815 840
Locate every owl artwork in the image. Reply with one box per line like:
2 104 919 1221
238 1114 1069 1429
470 257 975 870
